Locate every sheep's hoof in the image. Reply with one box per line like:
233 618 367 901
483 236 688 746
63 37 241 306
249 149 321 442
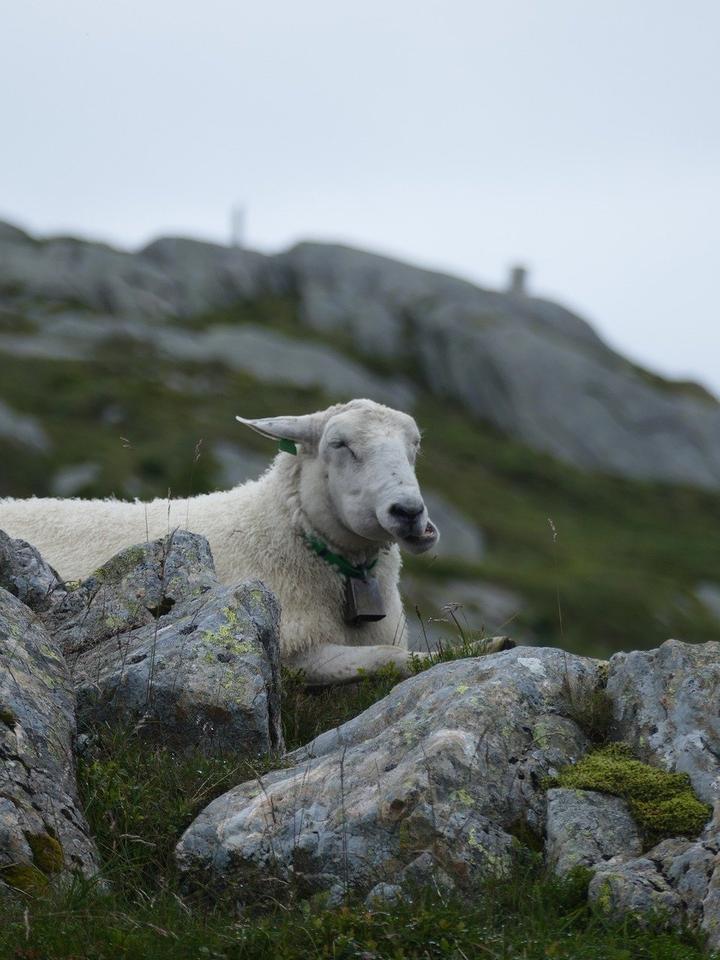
469 636 516 656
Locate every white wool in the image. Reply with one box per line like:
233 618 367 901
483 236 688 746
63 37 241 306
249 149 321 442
0 401 431 671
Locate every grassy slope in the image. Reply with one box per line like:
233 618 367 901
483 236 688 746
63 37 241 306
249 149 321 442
2 299 719 657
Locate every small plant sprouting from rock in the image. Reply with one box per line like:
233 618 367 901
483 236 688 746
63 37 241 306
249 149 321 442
547 743 711 847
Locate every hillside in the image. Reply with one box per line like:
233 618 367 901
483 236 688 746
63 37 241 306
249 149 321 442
1 220 720 657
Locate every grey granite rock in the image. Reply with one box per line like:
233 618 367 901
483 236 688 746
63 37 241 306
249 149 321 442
0 588 98 894
0 399 51 452
52 531 283 755
176 646 600 899
589 832 720 943
0 530 65 613
545 788 642 875
4 221 720 488
606 639 720 804
422 492 485 564
46 530 218 658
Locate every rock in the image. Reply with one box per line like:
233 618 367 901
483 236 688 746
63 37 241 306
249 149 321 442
5 221 720 489
589 832 720 944
50 462 101 497
0 587 98 894
46 530 218 658
0 530 65 613
51 531 283 755
0 399 50 452
176 646 600 899
545 788 642 874
152 324 416 409
606 639 720 804
281 241 720 490
422 492 485 564
589 853 684 927
211 441 271 488
695 582 720 622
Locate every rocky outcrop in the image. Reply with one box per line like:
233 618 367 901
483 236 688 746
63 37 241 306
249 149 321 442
2 221 720 489
589 829 720 951
0 530 64 613
607 639 720 805
545 788 642 875
176 637 719 947
49 531 283 756
0 587 98 894
176 646 599 900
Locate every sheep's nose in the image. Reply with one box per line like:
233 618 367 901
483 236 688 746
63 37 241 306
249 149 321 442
389 500 425 522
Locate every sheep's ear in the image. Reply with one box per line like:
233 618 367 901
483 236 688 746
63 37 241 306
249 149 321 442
235 413 322 452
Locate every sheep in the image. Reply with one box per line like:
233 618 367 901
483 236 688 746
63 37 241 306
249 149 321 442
0 399 509 684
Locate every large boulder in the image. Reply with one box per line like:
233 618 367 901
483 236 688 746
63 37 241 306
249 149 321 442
50 531 283 756
0 530 65 613
606 639 720 805
545 788 642 875
176 646 600 900
0 587 98 894
589 829 720 951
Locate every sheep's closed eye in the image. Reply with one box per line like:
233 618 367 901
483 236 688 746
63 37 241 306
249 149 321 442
329 438 358 459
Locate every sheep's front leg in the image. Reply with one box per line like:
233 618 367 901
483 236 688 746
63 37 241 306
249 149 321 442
286 643 417 687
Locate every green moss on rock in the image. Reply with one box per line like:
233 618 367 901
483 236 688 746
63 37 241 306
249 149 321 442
0 705 17 728
26 832 64 874
93 546 146 584
548 743 711 846
0 863 49 894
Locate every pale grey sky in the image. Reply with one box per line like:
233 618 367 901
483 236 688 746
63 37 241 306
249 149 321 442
3 1 719 392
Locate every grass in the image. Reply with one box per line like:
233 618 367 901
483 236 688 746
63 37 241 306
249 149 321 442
3 282 720 659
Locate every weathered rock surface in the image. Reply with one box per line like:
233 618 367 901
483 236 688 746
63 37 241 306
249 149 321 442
176 646 599 899
49 531 283 756
607 639 720 805
47 530 218 659
589 831 720 950
0 587 98 893
3 220 720 488
422 492 486 564
545 788 642 875
0 530 65 613
0 399 51 453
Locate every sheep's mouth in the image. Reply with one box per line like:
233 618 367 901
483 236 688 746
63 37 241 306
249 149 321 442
398 519 439 554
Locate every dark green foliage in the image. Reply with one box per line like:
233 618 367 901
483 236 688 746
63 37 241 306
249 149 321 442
0 850 710 959
77 724 282 894
548 743 712 846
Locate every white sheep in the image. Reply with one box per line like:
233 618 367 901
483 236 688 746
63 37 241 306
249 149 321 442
0 399 507 684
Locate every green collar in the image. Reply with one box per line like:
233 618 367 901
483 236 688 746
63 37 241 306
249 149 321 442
303 533 378 580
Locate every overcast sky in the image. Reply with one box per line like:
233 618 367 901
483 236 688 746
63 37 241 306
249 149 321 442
3 1 719 393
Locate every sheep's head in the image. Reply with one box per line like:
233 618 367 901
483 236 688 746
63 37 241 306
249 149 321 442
237 400 439 555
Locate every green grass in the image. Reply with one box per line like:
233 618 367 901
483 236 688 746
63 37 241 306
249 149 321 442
2 299 720 662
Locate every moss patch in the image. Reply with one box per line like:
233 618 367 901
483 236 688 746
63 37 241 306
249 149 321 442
548 743 711 846
0 862 49 895
26 832 64 874
0 705 17 728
